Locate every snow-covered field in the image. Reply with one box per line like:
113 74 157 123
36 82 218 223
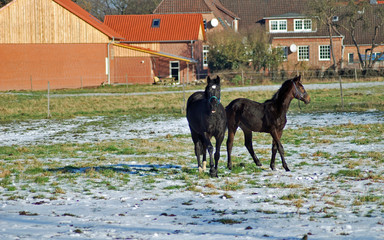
1 111 384 239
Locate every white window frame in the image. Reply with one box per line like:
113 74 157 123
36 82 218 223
203 45 209 67
298 46 309 61
170 61 180 81
348 53 354 64
319 45 331 61
294 19 312 32
372 52 380 60
269 20 287 32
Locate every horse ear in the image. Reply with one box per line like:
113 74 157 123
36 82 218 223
215 76 220 85
295 75 301 82
207 76 212 84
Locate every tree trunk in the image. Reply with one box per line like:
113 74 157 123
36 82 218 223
328 23 338 73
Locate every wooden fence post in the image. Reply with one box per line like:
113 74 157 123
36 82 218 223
182 75 186 114
339 76 344 111
47 81 51 118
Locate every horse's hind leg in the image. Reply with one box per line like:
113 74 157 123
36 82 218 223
270 140 278 171
243 128 262 167
226 128 236 170
226 113 239 170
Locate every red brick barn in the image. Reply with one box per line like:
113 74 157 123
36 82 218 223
0 0 122 91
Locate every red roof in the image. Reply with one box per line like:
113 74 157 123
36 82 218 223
104 14 206 42
52 0 123 39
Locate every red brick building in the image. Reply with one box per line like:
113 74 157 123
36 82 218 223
105 14 207 84
220 0 384 71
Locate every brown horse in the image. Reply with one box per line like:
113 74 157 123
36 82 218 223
225 75 310 171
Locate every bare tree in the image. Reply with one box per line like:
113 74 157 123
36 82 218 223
307 0 343 72
366 6 384 69
339 1 384 70
73 0 161 20
0 0 12 8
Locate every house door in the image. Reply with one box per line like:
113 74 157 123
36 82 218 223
170 61 180 82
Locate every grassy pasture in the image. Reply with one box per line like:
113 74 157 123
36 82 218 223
0 83 383 122
0 81 384 238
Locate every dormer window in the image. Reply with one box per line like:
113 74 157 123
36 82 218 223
270 20 287 32
152 19 160 28
294 19 312 32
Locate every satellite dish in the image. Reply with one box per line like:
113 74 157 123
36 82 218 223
211 18 219 27
290 44 297 53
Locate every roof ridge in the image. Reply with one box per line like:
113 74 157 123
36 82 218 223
211 0 240 19
52 0 123 39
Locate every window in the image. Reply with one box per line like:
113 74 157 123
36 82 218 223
294 19 312 32
348 53 354 64
170 61 180 81
152 19 160 28
203 19 207 30
278 46 289 60
270 20 287 32
298 46 309 61
319 45 330 60
203 45 209 67
372 52 380 60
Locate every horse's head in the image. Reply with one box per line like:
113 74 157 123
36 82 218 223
291 75 310 104
205 76 221 113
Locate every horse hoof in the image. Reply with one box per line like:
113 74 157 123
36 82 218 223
285 167 291 172
256 162 262 167
202 161 207 171
210 169 218 178
198 167 203 173
227 163 232 170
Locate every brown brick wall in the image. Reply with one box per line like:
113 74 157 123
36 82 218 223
344 45 384 69
272 37 343 71
0 43 108 90
111 56 153 84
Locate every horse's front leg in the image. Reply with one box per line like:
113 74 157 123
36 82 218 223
212 134 225 177
191 131 204 172
243 128 262 167
270 131 289 171
203 132 216 177
202 145 207 171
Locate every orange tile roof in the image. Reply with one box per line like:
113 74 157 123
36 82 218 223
104 14 206 42
53 0 123 39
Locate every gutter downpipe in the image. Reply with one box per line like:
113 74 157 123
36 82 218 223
190 40 195 59
107 37 115 85
340 35 345 69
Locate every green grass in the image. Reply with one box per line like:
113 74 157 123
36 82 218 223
1 83 383 122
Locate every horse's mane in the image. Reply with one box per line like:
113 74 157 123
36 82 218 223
264 79 293 103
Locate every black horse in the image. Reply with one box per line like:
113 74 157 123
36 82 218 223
186 76 227 177
226 75 310 172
